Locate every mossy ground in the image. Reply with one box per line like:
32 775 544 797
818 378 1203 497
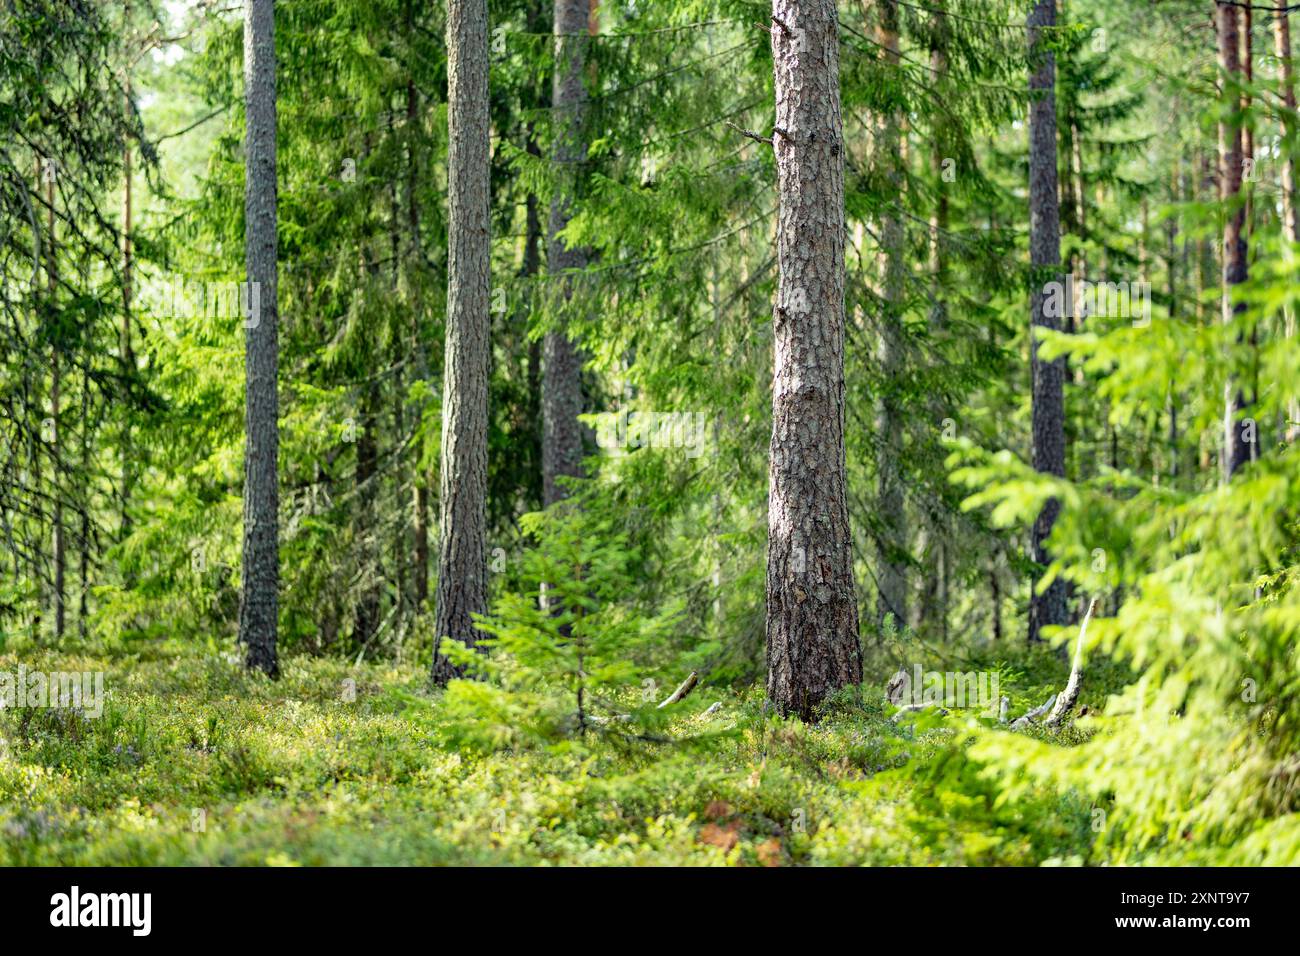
0 642 1124 866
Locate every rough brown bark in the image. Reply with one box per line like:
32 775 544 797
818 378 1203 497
1027 0 1068 643
1217 0 1252 480
431 0 491 683
764 0 863 720
239 0 280 678
542 0 593 507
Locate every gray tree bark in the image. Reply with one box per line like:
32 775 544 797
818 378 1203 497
543 0 593 507
1027 0 1068 643
431 0 491 683
1217 0 1251 480
239 0 280 677
764 0 863 720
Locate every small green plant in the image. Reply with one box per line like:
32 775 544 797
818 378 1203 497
439 501 685 752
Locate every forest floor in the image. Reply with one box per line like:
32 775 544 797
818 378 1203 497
0 642 1125 865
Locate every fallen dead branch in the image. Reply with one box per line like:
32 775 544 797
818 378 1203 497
1008 597 1098 732
1043 597 1098 728
586 671 701 727
891 701 949 722
657 671 699 708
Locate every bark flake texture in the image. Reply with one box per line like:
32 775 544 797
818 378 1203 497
764 0 863 721
432 0 491 683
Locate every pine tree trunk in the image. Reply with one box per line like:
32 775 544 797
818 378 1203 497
79 359 89 639
46 172 64 641
431 0 491 683
1027 0 1068 643
543 0 593 507
1217 0 1251 480
121 4 135 546
239 0 280 678
354 383 380 650
522 0 546 507
919 0 951 641
764 0 863 720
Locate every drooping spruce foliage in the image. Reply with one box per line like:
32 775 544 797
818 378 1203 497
2 0 1299 865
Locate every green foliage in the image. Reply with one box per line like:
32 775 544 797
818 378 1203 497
6 0 1300 868
440 500 686 751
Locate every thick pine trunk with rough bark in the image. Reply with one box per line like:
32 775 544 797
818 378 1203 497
542 0 593 507
764 0 863 721
1027 0 1068 643
239 0 280 677
1217 1 1251 480
431 0 491 683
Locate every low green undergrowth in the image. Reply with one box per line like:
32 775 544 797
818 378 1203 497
1 641 1131 866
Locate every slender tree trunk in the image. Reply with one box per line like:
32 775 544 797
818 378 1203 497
121 2 135 545
1217 0 1251 481
543 0 593 507
875 0 908 632
1276 1 1300 440
928 0 949 333
28 190 42 642
918 0 951 641
239 0 280 677
1027 0 1068 643
388 167 407 638
354 383 380 650
522 158 544 500
431 0 491 683
990 555 1003 641
46 172 64 641
764 0 863 720
521 0 547 508
79 359 89 639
